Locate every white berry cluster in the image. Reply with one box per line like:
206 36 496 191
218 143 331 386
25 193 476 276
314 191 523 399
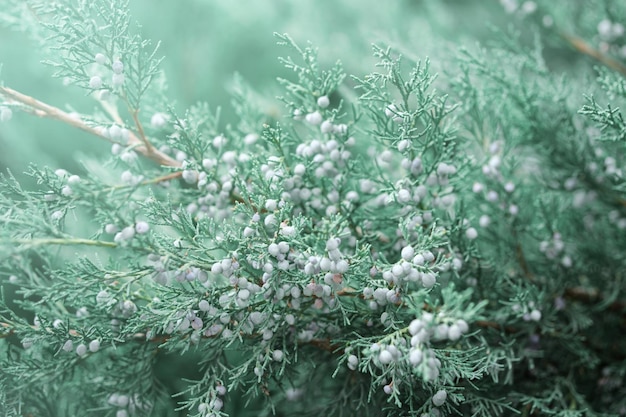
94 289 137 324
89 53 124 99
347 310 471 391
608 209 626 231
385 103 406 123
101 124 131 145
499 0 537 16
596 17 626 56
254 234 343 311
153 132 260 223
538 232 572 267
162 309 206 338
148 254 211 286
59 335 100 357
298 94 347 134
52 168 81 199
197 383 227 415
291 138 355 216
375 246 438 292
472 142 519 219
104 220 150 244
108 392 150 417
511 301 542 322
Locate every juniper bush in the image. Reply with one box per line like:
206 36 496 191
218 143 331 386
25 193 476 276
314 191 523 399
1 1 626 416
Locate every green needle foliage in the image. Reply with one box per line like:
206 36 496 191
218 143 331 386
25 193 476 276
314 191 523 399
1 1 625 416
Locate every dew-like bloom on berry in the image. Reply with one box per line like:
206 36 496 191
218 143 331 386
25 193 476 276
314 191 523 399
135 221 150 234
317 95 330 108
112 60 124 74
89 339 101 352
432 389 447 406
89 76 103 89
305 111 322 125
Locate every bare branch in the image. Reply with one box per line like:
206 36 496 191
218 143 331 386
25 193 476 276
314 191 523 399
0 86 181 168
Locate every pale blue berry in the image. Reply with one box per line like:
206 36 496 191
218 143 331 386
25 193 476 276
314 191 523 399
447 324 462 341
212 134 227 147
89 339 101 352
397 189 411 203
347 354 358 370
89 76 103 89
264 214 277 228
432 389 447 406
408 319 424 336
317 95 330 108
198 300 211 311
325 237 340 251
61 185 73 196
112 60 124 74
62 339 73 352
421 273 436 288
95 53 106 65
150 113 167 129
244 133 258 144
335 259 349 274
277 241 290 253
265 199 278 211
96 290 111 304
397 139 409 152
412 254 425 265
294 163 306 176
268 243 280 257
529 309 542 321
191 317 203 330
409 348 423 365
305 111 322 125
272 349 284 362
384 104 397 117
212 397 224 411
378 349 394 364
135 221 150 234
423 251 435 262
456 319 469 333
76 343 87 356
320 120 333 133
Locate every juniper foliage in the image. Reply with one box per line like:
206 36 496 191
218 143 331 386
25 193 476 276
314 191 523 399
1 1 625 417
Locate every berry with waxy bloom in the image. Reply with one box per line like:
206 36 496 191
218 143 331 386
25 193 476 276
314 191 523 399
317 95 330 108
432 389 447 406
89 76 103 89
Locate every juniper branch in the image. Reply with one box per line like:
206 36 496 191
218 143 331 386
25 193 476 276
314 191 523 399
0 86 180 167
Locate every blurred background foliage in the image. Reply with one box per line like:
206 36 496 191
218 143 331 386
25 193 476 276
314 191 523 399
0 0 603 185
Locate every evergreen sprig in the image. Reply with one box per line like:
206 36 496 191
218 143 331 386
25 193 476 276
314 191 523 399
1 1 625 416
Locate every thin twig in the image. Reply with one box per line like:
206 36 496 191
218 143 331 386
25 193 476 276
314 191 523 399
10 237 118 249
131 109 155 154
559 31 626 78
140 171 182 185
512 228 534 282
564 286 626 312
0 86 181 168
